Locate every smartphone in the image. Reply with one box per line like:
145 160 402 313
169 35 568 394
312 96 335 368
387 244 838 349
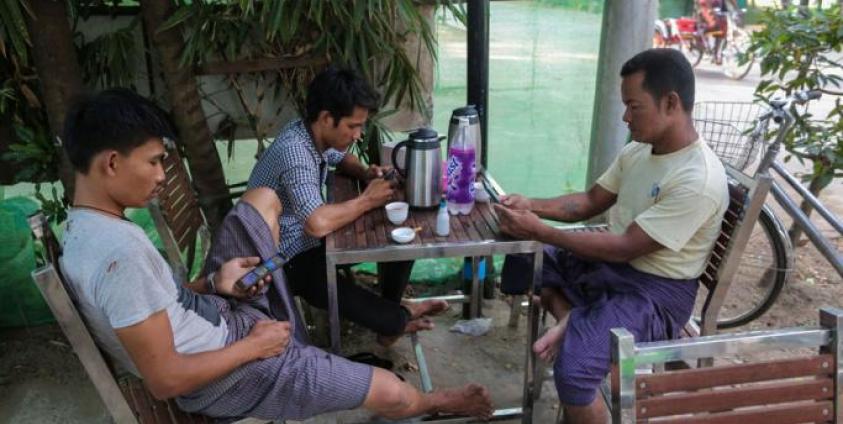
480 178 500 204
235 254 286 291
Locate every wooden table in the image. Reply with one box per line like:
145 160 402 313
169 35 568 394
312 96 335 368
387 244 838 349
324 170 544 423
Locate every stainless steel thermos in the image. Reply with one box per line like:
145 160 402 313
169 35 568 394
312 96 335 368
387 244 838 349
392 128 443 208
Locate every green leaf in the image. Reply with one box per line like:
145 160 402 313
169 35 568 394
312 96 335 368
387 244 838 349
159 5 194 32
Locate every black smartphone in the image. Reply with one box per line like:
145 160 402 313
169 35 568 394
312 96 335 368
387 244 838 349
235 254 286 291
481 178 500 204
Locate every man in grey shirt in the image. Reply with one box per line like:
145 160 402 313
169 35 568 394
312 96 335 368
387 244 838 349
59 88 492 421
248 67 447 345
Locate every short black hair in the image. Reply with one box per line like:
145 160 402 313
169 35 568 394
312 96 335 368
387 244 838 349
63 88 176 173
305 66 380 125
620 48 695 112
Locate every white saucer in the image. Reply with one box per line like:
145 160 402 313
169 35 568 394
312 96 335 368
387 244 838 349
391 227 416 244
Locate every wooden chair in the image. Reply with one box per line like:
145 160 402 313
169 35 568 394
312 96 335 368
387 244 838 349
148 138 212 285
693 166 773 339
610 307 843 423
27 212 266 424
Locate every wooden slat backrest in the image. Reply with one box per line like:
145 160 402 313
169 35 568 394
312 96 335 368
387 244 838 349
149 142 209 284
159 145 204 252
646 401 835 424
691 179 753 340
699 181 749 293
635 354 834 420
610 307 843 424
27 212 214 424
638 378 833 420
638 354 834 396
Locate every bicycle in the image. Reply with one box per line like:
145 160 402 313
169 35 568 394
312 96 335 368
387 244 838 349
654 8 754 80
693 90 822 328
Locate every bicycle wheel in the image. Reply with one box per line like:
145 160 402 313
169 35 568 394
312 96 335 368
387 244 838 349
722 28 754 80
681 37 704 68
694 206 791 328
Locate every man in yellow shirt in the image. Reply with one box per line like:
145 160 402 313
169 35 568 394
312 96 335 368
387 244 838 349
496 48 728 424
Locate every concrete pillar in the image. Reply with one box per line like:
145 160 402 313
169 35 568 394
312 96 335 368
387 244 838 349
586 0 657 187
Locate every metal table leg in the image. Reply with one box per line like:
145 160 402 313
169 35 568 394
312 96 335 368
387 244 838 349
411 333 434 393
325 255 341 354
470 256 481 318
521 247 543 423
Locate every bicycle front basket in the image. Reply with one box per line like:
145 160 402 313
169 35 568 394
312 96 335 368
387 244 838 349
693 101 766 171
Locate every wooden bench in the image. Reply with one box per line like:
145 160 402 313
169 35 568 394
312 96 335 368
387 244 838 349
610 307 842 423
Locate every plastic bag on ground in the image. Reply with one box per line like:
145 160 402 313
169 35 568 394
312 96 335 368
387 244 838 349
449 317 492 336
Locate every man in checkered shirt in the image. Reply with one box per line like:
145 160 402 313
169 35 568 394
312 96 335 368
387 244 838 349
248 67 448 346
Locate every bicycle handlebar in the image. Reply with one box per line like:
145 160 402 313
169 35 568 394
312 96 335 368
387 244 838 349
797 90 822 102
758 90 822 123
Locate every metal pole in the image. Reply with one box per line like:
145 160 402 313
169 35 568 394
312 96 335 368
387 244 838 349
771 162 843 235
521 245 543 423
467 0 490 168
770 182 843 276
586 0 657 187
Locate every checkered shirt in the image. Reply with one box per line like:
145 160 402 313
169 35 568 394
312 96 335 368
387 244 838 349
247 119 346 258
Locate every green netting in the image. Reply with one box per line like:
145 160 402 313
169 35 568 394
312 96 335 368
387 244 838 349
127 208 164 249
659 0 694 18
0 196 54 327
353 256 504 290
127 208 205 279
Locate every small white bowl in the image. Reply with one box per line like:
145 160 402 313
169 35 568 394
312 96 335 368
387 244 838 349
391 227 416 244
385 201 409 225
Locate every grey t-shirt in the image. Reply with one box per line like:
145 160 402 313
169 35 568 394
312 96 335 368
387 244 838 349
60 209 228 376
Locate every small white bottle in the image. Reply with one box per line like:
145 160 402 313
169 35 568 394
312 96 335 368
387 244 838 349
435 200 450 237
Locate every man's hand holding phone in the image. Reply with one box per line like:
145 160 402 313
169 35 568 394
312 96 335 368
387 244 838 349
215 257 273 299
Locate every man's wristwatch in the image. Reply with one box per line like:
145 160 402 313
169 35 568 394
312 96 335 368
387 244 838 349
206 272 217 294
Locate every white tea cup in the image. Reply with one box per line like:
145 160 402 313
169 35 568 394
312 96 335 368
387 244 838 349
385 202 409 225
474 182 491 202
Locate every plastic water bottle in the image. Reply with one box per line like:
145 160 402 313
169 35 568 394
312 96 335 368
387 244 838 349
446 117 476 215
435 200 450 237
435 200 450 236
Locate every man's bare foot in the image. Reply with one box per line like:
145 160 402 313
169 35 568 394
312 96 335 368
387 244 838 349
376 318 435 347
403 299 449 320
533 322 566 362
432 384 494 419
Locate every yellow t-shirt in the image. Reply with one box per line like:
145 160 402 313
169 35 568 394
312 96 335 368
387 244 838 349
596 139 728 279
